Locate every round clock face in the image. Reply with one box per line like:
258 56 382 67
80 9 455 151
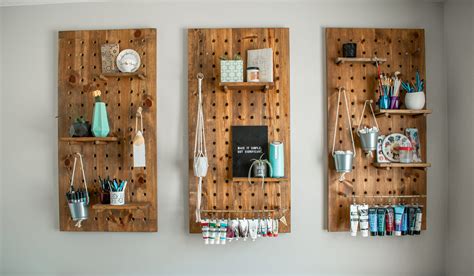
116 49 141 73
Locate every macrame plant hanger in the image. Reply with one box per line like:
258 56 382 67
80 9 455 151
331 87 356 182
194 73 208 222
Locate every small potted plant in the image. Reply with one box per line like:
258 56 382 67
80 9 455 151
402 71 425 110
248 153 273 184
69 116 91 137
91 90 110 137
220 54 243 82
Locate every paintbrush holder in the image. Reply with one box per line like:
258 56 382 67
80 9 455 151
99 191 110 204
379 95 390 109
390 96 400 109
110 191 125 205
68 201 89 221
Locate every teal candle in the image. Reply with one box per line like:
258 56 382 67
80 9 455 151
269 141 284 178
92 102 110 137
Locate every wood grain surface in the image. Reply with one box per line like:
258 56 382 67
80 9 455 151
58 28 157 232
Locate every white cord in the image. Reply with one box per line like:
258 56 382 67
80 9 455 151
331 88 356 157
194 73 207 222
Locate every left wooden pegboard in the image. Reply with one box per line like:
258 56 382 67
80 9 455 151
58 29 157 232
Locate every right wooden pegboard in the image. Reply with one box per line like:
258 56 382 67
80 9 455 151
326 28 428 232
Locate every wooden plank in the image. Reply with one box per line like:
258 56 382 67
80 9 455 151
326 28 428 232
92 202 150 210
373 162 431 168
335 57 387 65
375 109 432 117
188 28 291 233
58 28 157 232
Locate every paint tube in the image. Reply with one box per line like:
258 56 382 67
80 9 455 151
201 219 210 245
231 219 240 240
273 219 279 237
209 219 217 244
358 204 369 237
249 219 259 241
408 207 416 235
215 220 221 245
368 207 378 236
257 218 263 237
267 218 273 237
220 219 227 245
261 218 268 237
377 208 386 236
415 206 423 235
350 204 359 237
394 205 405 236
385 207 394 236
239 219 249 240
226 219 235 242
401 206 408 236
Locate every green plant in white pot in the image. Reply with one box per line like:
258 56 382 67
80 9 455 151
248 153 273 185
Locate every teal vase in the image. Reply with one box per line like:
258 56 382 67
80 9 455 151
92 102 110 137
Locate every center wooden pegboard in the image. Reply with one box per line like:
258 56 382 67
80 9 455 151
58 28 157 232
188 28 291 233
326 28 428 232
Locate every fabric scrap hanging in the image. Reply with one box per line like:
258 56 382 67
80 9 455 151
194 73 209 222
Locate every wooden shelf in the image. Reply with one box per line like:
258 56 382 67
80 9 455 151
60 137 119 144
375 109 432 117
92 202 150 210
335 57 387 65
373 162 431 170
99 72 146 80
219 82 274 92
232 177 288 183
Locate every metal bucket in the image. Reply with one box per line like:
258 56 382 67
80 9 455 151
68 201 89 221
333 152 354 173
253 163 267 177
358 131 379 152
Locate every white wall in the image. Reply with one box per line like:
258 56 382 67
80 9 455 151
0 1 449 275
444 1 474 275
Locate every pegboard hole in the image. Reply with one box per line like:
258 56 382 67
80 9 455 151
238 192 242 196
264 193 268 197
251 193 255 197
225 193 229 197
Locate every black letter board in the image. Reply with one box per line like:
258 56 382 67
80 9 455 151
231 126 268 177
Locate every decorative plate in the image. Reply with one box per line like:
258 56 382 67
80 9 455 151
116 49 141 73
382 133 412 162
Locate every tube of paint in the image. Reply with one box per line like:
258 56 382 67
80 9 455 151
358 204 369 237
201 219 210 245
226 219 235 242
385 207 394 236
368 207 378 236
269 141 284 177
401 206 408 236
267 218 273 237
394 205 405 236
220 219 227 245
273 219 279 237
249 219 259 241
408 207 416 235
239 219 249 241
209 219 217 244
215 220 221 245
261 218 268 237
415 206 423 235
350 204 359 237
377 208 386 236
231 219 240 240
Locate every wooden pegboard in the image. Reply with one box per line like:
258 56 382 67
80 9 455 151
326 28 428 232
58 28 157 232
188 28 291 233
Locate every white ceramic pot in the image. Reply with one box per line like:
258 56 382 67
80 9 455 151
405 91 425 110
110 191 125 205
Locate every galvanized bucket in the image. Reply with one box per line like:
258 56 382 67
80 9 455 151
68 201 89 221
253 163 267 177
333 152 354 173
358 131 379 152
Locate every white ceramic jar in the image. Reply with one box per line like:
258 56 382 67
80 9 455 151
247 67 260 82
405 91 425 110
